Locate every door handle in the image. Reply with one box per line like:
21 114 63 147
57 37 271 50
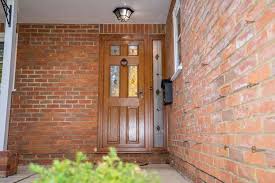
137 91 144 98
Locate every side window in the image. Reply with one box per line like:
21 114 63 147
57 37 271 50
171 0 183 80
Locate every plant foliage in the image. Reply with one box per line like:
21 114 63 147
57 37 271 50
30 148 160 183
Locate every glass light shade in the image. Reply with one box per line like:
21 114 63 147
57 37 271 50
113 7 134 22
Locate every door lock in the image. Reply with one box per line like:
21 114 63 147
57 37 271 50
137 91 144 98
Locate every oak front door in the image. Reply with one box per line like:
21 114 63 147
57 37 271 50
101 40 146 152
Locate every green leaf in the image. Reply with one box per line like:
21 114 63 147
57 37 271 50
30 148 160 183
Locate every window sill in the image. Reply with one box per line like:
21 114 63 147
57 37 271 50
171 64 183 81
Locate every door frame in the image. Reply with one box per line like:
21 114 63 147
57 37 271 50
97 34 166 153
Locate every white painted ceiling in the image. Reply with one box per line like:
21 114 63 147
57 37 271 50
0 0 171 24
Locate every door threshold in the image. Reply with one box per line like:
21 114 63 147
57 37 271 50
95 151 153 154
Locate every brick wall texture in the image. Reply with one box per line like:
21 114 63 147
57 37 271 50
9 24 100 164
165 0 275 182
7 23 166 165
3 0 275 181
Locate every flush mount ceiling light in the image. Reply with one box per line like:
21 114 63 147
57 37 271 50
113 7 134 22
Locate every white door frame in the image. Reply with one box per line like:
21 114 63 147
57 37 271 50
0 0 18 151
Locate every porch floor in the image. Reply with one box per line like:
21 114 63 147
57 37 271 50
0 164 189 183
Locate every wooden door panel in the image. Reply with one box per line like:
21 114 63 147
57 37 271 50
107 107 120 144
127 107 139 143
108 98 139 107
101 40 146 152
119 107 127 145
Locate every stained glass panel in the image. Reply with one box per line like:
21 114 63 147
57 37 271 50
128 45 138 56
110 66 120 97
128 66 138 97
110 45 120 56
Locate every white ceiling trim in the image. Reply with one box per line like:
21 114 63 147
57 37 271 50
0 0 171 24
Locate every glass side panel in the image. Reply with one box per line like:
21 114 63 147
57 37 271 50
128 45 138 56
0 42 4 83
110 66 120 97
110 45 120 56
128 66 138 97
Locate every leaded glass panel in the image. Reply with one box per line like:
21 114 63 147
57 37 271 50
110 66 120 97
128 66 138 97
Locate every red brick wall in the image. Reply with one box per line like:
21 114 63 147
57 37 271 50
166 0 275 182
9 24 100 164
0 151 18 177
8 23 166 164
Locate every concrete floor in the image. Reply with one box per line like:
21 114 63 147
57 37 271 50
144 164 190 183
0 164 190 183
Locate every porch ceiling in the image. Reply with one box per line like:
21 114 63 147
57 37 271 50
0 0 172 24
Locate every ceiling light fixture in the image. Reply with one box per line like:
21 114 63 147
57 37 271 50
113 7 134 22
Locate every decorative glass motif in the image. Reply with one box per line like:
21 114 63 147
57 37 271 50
128 66 138 97
155 54 160 60
128 45 138 56
110 45 120 56
110 66 120 97
156 89 160 95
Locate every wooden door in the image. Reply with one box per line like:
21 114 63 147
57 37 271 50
101 40 146 152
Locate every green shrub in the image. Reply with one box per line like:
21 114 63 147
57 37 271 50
30 148 160 183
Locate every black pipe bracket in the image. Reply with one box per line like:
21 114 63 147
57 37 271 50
1 0 12 27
